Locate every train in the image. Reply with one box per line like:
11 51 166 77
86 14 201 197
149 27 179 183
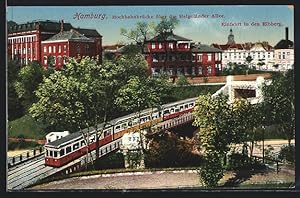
44 97 198 167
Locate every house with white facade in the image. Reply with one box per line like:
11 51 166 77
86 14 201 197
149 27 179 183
212 29 275 70
274 27 294 71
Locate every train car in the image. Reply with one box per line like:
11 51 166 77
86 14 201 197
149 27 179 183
44 97 198 167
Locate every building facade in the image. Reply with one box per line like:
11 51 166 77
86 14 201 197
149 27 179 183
7 20 102 68
274 27 294 70
212 29 275 70
144 31 222 77
41 29 99 69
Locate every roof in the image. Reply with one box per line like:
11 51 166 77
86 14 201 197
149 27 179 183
274 39 294 49
211 42 273 51
8 20 72 34
75 28 102 38
191 44 222 53
44 29 93 42
148 31 192 42
8 20 101 39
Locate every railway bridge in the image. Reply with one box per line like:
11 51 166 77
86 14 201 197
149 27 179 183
7 75 268 190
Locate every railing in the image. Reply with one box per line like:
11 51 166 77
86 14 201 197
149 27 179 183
8 146 45 168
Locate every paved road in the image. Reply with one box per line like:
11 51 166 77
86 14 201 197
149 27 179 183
30 168 294 190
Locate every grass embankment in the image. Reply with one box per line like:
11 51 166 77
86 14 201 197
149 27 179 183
8 114 47 150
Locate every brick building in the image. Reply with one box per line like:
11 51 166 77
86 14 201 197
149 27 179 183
144 31 222 76
7 20 102 69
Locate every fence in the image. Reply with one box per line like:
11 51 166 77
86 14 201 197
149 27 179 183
8 146 45 168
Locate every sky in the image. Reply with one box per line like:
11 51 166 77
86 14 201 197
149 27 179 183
6 5 294 46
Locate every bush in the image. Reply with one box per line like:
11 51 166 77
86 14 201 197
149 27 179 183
278 145 295 163
176 75 190 86
198 152 224 187
8 114 48 139
8 140 40 150
144 132 203 168
95 152 125 169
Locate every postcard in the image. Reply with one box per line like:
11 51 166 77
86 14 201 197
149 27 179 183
6 4 295 191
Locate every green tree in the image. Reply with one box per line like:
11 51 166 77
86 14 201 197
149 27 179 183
192 94 260 186
14 61 45 112
120 21 156 53
261 70 295 146
7 58 24 120
116 75 172 167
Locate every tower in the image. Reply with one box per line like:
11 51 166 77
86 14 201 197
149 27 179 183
227 29 235 45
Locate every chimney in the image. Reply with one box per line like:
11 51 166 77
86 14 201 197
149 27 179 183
285 27 288 40
60 19 64 33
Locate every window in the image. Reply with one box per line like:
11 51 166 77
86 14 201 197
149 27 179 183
168 43 173 49
158 43 162 49
66 146 71 154
76 44 80 53
63 45 67 53
283 55 285 59
63 56 67 64
50 150 53 157
207 54 212 61
279 55 281 59
73 143 79 150
23 48 26 54
53 46 56 53
128 137 131 141
81 140 85 147
53 56 56 64
60 149 65 156
58 45 61 53
28 48 31 54
43 56 47 65
49 46 52 53
57 56 62 65
208 66 212 74
46 150 49 156
151 43 155 49
54 151 58 158
85 44 89 53
197 54 202 61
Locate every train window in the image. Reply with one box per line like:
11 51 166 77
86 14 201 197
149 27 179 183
60 149 65 156
164 110 169 114
128 121 132 126
175 109 180 112
171 108 174 113
136 137 139 141
133 137 136 141
104 131 110 137
66 146 71 154
121 123 127 129
115 125 120 131
54 151 58 158
73 143 79 150
128 137 131 141
180 106 183 110
46 150 49 156
185 104 189 108
189 103 193 107
81 140 85 146
50 150 53 157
